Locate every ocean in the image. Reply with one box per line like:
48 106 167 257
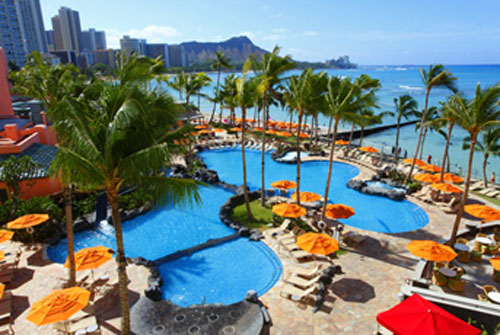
164 65 500 180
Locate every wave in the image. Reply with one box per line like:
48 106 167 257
399 85 423 91
394 67 407 71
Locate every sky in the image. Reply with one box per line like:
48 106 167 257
40 0 500 65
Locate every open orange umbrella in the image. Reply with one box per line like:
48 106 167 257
407 240 457 262
297 233 339 255
430 183 462 193
268 120 278 127
413 173 440 183
271 180 297 190
247 119 256 123
325 204 355 219
291 123 299 128
420 164 442 173
295 132 310 138
265 129 278 135
194 124 209 129
442 173 464 184
403 158 427 166
272 203 307 218
65 246 114 272
26 287 91 326
291 191 321 203
489 257 500 271
0 230 14 244
230 127 242 132
276 131 292 137
359 146 378 153
0 283 5 300
335 140 349 145
212 128 226 133
253 127 263 132
7 214 49 230
464 204 500 221
196 129 214 135
277 122 287 128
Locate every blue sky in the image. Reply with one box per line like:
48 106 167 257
40 0 500 65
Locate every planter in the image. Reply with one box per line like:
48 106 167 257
432 271 447 286
489 245 499 255
447 278 465 292
472 251 482 262
457 251 470 263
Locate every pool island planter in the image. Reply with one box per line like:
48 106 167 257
347 179 406 201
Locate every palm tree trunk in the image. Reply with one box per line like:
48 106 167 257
407 89 430 182
449 133 477 246
260 100 268 207
107 189 130 335
348 123 355 143
218 103 223 125
322 117 339 219
314 115 319 151
210 67 221 123
359 126 364 147
483 153 489 188
440 122 454 182
395 115 401 159
289 113 293 132
327 117 333 144
296 111 303 206
64 186 76 286
241 106 253 220
197 93 201 115
419 127 428 160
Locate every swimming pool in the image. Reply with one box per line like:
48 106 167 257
366 181 407 194
199 148 428 233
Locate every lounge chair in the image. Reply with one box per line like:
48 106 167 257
342 231 366 248
0 292 12 327
478 187 496 196
485 190 500 198
284 274 320 289
279 282 317 302
287 263 323 279
268 219 291 237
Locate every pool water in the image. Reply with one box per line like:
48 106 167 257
366 181 407 194
199 148 428 233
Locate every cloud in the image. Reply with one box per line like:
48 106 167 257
104 25 180 48
304 31 318 37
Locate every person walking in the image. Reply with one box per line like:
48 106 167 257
427 154 432 164
491 172 496 184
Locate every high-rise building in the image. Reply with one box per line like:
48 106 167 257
94 30 106 50
81 28 106 51
120 35 146 56
168 44 188 67
45 30 54 50
50 50 76 64
92 49 115 69
146 43 169 68
51 7 82 52
0 0 25 66
15 0 48 54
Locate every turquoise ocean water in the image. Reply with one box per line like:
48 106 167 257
166 65 500 179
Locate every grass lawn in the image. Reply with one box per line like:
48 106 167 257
472 191 500 207
231 200 275 230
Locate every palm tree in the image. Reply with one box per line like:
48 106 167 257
415 106 440 160
253 46 295 206
448 84 500 245
407 65 457 181
220 74 238 126
356 109 385 147
9 51 84 287
438 94 465 181
167 72 186 100
209 52 232 123
235 70 258 220
393 95 418 159
321 76 358 219
193 72 212 115
463 127 500 188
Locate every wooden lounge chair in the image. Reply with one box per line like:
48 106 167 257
287 263 323 279
268 219 291 237
284 274 321 289
279 282 317 302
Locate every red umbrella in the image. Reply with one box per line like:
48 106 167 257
376 294 481 335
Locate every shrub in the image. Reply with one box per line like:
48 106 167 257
118 189 153 211
72 193 97 218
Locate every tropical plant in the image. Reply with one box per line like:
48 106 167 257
415 106 440 160
51 55 201 335
356 109 386 147
209 52 232 123
194 72 212 114
463 127 500 188
0 156 40 203
407 64 457 181
220 74 238 125
448 83 500 245
392 95 418 159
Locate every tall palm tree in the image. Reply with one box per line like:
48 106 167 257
448 84 500 245
438 94 465 181
194 72 212 114
356 109 386 147
220 74 238 125
463 127 500 188
9 51 84 287
321 76 358 219
415 106 440 160
393 95 418 159
167 72 186 100
209 52 232 123
407 64 457 181
253 46 295 206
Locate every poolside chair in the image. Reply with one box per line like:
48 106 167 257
0 291 12 327
268 219 291 237
483 285 498 296
485 190 500 198
284 274 321 289
478 187 497 196
279 282 317 302
287 263 323 279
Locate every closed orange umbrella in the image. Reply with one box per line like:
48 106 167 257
0 283 5 300
230 127 242 132
26 287 91 326
0 230 14 244
464 204 500 221
442 173 464 184
272 203 307 218
407 240 457 262
7 214 49 230
277 131 292 137
430 183 462 193
413 173 440 183
291 191 321 203
490 257 500 271
359 146 378 153
271 180 297 190
335 140 349 145
403 158 427 166
297 233 339 255
194 124 209 129
65 246 114 272
325 204 355 219
420 164 442 173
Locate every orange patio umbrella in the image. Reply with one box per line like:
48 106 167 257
489 257 500 271
212 128 226 133
253 127 263 132
359 146 378 153
268 120 278 127
325 204 355 219
0 230 14 244
291 123 299 128
442 173 464 184
276 131 292 137
7 214 49 230
277 121 287 128
297 233 339 255
194 124 209 129
430 183 462 193
295 132 310 138
235 117 242 123
271 180 297 190
406 240 457 262
413 173 440 183
464 204 500 221
403 158 427 166
265 129 278 135
291 191 321 203
420 164 442 173
26 287 91 326
0 251 5 262
302 124 309 128
272 203 307 218
196 129 214 135
230 127 242 132
335 140 349 145
247 119 256 123
65 246 114 272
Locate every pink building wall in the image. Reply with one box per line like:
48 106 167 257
0 48 14 117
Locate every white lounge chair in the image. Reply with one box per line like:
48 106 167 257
280 282 317 302
284 274 321 289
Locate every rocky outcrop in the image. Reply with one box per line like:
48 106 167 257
347 179 406 201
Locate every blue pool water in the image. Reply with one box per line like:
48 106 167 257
199 148 428 233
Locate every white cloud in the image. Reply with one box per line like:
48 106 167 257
304 31 318 37
104 25 180 49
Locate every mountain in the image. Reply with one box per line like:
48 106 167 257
180 36 268 65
